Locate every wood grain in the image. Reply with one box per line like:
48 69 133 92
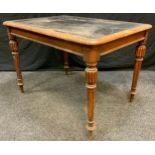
3 15 152 137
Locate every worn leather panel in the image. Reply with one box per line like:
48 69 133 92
13 15 143 39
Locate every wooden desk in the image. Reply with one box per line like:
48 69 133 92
3 15 152 136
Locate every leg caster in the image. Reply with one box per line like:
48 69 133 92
18 79 24 93
86 121 96 140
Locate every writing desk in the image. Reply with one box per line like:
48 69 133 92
3 15 152 136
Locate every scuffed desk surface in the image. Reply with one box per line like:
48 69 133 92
12 15 143 38
3 15 152 45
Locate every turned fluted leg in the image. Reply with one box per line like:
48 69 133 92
130 40 146 102
64 52 69 75
8 29 24 93
85 63 98 138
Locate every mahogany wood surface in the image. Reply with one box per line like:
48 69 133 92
3 15 152 138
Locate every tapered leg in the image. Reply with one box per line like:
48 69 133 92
85 63 97 138
84 49 100 139
8 29 24 93
130 40 146 102
64 52 69 75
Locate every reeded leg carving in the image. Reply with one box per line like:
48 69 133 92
64 52 69 75
85 63 97 138
8 29 24 93
130 40 146 102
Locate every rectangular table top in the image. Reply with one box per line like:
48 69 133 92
3 15 152 45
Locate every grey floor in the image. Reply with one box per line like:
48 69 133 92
0 71 154 140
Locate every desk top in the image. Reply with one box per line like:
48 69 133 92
3 15 152 45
